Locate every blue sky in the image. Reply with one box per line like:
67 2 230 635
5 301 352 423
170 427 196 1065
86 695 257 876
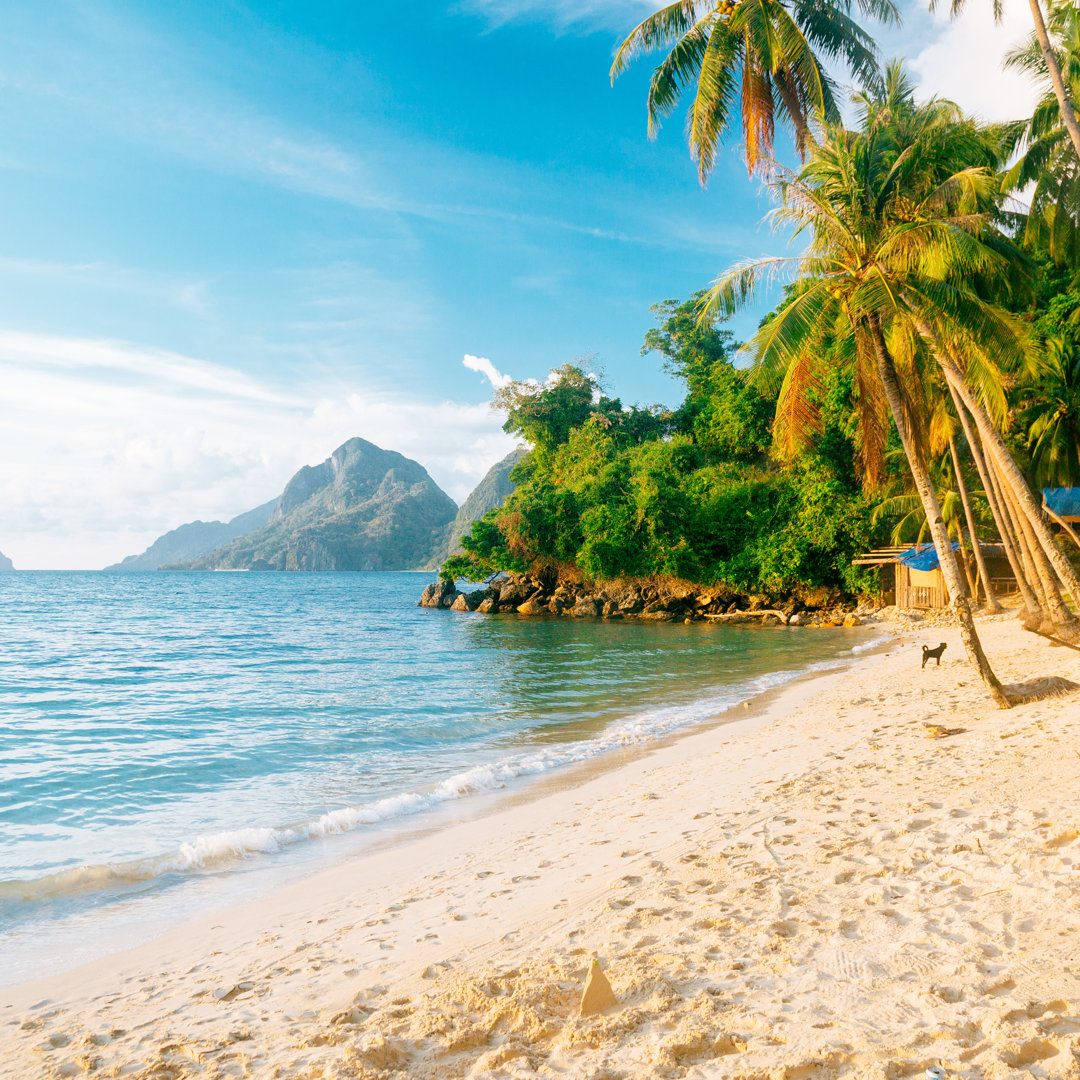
0 0 1040 567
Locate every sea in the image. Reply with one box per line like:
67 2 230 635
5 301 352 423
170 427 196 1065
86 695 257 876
0 571 880 987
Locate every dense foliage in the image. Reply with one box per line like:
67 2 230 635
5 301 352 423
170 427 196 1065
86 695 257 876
444 295 880 597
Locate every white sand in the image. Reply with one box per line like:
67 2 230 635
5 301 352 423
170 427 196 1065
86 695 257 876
4 616 1080 1079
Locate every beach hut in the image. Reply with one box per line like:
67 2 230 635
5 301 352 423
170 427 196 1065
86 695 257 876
853 542 1015 609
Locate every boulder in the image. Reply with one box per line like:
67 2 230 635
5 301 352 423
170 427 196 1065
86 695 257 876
496 577 532 609
640 611 676 622
761 613 783 626
843 614 862 627
548 596 566 615
420 580 459 609
788 613 803 626
571 596 601 617
477 597 498 614
450 594 470 612
517 598 546 617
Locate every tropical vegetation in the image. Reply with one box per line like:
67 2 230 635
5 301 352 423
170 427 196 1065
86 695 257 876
447 0 1080 709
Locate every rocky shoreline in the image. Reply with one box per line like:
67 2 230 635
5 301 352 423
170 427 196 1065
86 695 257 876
419 572 868 627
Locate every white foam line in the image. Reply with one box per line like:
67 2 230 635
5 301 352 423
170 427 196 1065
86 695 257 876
2 651 863 905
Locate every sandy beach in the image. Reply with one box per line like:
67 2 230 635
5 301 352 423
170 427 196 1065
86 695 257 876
5 616 1080 1080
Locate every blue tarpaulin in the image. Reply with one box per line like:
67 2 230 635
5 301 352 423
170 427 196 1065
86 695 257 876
896 542 959 572
1043 488 1080 519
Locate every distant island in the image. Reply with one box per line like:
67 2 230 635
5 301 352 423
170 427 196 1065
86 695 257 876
0 550 13 571
423 448 525 570
107 437 523 573
105 501 277 572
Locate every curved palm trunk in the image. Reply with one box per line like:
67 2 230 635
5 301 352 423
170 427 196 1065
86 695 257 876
1026 0 1080 161
947 382 1042 620
933 351 1080 625
908 315 1080 612
997 466 1055 629
869 320 1011 708
955 518 977 599
997 459 1076 631
948 432 1002 612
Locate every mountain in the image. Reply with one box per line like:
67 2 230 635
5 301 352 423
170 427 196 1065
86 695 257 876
172 437 457 571
104 500 277 572
425 447 526 569
0 551 13 571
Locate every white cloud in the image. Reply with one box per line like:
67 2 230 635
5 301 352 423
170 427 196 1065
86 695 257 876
463 353 513 390
908 0 1040 122
457 0 653 32
0 331 515 570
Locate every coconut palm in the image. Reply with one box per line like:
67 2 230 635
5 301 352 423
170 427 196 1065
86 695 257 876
1003 3 1080 263
1022 333 1080 488
700 69 1061 703
609 0 899 180
940 0 1080 162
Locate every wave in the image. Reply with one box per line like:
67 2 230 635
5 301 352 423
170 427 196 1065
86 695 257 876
0 652 864 910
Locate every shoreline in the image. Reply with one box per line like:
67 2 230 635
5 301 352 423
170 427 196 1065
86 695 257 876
5 617 1080 1078
0 625 883 992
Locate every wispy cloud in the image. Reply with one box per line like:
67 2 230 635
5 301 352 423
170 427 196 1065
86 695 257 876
457 0 653 33
0 330 514 569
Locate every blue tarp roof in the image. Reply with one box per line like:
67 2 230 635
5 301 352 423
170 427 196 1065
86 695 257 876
896 542 959 572
1043 488 1080 519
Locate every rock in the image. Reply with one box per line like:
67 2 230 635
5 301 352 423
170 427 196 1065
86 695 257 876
420 580 459 609
496 577 532 609
640 611 676 622
477 597 498 614
788 613 803 626
601 600 617 617
517 599 546 617
450 594 470 612
571 596 601 617
843 614 862 627
548 596 565 615
761 613 783 626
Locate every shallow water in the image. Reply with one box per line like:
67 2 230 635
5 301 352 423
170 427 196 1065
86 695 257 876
0 571 874 980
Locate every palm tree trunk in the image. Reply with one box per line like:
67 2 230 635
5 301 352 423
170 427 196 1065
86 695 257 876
954 518 977 600
946 381 1043 620
909 315 1080 615
997 469 1051 622
997 458 1077 631
869 320 1011 708
948 432 1002 612
1026 0 1080 161
936 355 1080 627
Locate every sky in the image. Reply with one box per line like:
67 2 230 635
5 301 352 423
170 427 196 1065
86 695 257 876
0 0 1044 569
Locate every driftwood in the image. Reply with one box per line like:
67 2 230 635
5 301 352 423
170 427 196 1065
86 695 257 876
704 609 787 622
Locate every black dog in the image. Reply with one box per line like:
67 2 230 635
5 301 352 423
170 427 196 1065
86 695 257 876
922 642 947 668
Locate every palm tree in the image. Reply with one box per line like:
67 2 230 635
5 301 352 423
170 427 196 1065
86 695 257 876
703 69 1015 704
610 0 899 179
1022 333 1080 488
939 0 1080 162
1003 3 1080 263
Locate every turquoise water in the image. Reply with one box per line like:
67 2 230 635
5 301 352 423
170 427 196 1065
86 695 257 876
0 571 874 980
